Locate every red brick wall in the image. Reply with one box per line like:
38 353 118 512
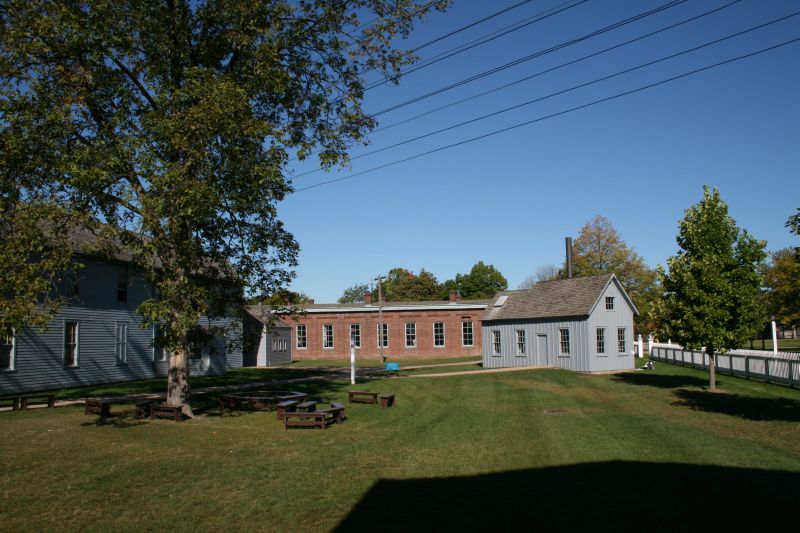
282 308 483 360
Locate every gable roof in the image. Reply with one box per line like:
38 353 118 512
481 274 637 322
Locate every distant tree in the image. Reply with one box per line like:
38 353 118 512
518 263 561 289
567 215 658 332
762 248 800 329
338 283 370 304
375 268 440 301
653 187 766 390
446 261 508 299
517 276 537 290
787 208 800 236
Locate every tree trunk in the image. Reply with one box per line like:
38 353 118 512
167 346 195 418
708 350 716 391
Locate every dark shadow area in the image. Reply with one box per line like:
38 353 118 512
672 388 800 422
612 371 710 389
335 461 800 532
80 411 149 429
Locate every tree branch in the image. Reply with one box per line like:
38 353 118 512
109 56 158 110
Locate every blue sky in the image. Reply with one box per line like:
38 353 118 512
279 0 799 303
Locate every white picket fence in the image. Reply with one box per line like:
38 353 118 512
649 343 800 386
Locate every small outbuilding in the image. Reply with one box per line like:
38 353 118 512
481 274 637 372
243 308 292 367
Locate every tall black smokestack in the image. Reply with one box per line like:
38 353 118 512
566 237 573 279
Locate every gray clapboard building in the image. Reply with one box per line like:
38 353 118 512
482 274 637 372
0 256 242 395
243 308 292 367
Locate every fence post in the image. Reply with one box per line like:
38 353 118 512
745 356 749 380
764 358 769 383
637 334 643 359
648 334 654 356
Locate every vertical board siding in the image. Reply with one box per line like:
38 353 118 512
256 326 292 367
482 319 591 372
0 259 242 395
585 282 635 372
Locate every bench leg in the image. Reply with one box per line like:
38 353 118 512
48 397 56 408
20 398 28 410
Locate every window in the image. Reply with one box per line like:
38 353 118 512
323 324 334 349
0 329 15 371
350 324 361 348
596 328 605 354
405 323 416 347
433 322 445 347
516 330 526 356
296 324 307 349
618 328 626 353
117 265 128 302
64 321 79 366
462 321 474 347
377 323 388 348
115 323 128 364
605 296 614 310
491 331 501 355
559 328 570 355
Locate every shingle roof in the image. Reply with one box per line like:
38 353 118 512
482 274 620 321
245 306 290 328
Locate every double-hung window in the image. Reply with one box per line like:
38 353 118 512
323 324 334 349
491 331 501 355
350 324 361 348
115 323 128 364
605 296 614 310
596 328 605 354
377 323 388 348
515 330 526 355
559 328 571 356
0 329 15 371
296 324 307 349
462 321 474 347
405 323 416 348
617 328 626 353
433 322 445 347
64 321 79 367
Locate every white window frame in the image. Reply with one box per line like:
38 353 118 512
323 324 334 349
405 323 416 348
491 330 501 356
63 320 79 367
596 327 605 355
115 322 128 364
605 296 615 310
296 324 307 349
617 328 626 354
350 324 361 349
462 321 474 347
433 322 445 348
558 328 570 356
515 330 526 356
0 329 16 372
377 323 389 348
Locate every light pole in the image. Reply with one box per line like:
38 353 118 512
376 275 385 364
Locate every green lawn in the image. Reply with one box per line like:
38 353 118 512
2 362 799 532
288 355 482 368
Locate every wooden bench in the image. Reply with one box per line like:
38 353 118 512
276 400 299 420
237 395 278 411
135 399 158 418
150 404 183 422
1 394 57 410
348 391 378 404
297 400 317 412
284 403 346 429
84 398 113 417
379 394 396 409
219 394 242 411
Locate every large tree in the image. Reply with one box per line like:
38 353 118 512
567 215 658 331
0 0 448 415
444 261 508 299
653 187 766 390
376 267 440 302
762 248 800 329
338 283 370 304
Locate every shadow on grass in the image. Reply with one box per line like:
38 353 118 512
81 412 149 429
335 461 800 532
612 371 709 389
671 388 800 422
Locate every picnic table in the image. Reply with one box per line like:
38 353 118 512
348 391 378 404
1 394 56 411
283 402 346 430
219 391 307 412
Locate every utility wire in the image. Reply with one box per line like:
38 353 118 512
364 0 591 90
373 0 743 134
293 10 797 179
293 36 800 193
371 0 689 116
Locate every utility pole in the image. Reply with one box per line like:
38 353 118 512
376 275 385 364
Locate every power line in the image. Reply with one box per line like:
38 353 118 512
373 0 743 134
291 3 797 178
370 0 689 116
363 0 589 90
293 36 800 193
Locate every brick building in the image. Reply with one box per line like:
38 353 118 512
281 292 490 360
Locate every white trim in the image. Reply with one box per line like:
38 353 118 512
63 320 80 367
376 323 389 349
515 329 526 356
405 322 416 348
433 322 445 348
491 330 501 356
322 324 334 350
296 324 307 349
350 323 361 349
0 328 15 372
462 320 474 347
115 321 128 365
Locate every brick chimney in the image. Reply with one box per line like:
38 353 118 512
364 293 372 304
448 290 460 302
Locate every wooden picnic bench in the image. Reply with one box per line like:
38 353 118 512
0 394 56 411
348 391 378 404
276 400 299 420
135 399 158 418
84 398 114 416
219 391 307 412
297 400 317 412
379 394 396 409
150 404 183 422
283 402 346 430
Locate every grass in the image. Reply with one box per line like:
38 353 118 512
2 361 800 532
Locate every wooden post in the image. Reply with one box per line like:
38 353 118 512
764 358 770 383
745 356 749 380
